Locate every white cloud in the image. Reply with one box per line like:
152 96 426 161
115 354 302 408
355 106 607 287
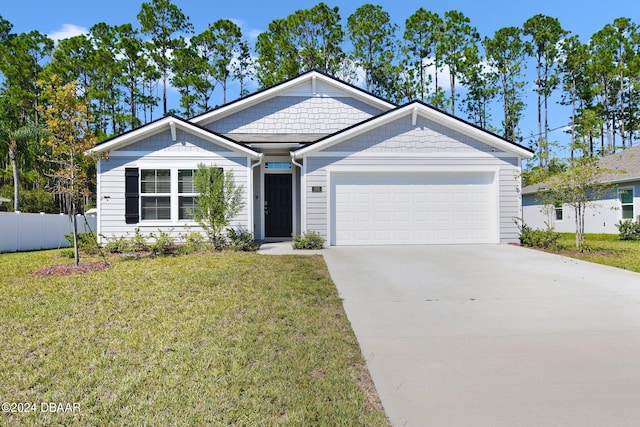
247 29 262 41
48 24 88 43
228 18 262 42
422 57 452 92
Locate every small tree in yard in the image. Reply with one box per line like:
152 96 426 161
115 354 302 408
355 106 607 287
40 77 96 266
537 156 612 251
193 164 244 249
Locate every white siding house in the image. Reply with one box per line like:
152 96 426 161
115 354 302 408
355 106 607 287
86 71 534 245
522 146 640 234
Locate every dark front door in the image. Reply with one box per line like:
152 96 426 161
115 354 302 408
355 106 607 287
265 174 292 237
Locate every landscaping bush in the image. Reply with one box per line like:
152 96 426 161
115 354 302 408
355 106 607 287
64 231 99 255
518 223 561 249
292 231 325 249
616 220 640 241
226 229 259 252
60 248 75 258
178 230 208 254
130 228 149 252
102 235 131 253
0 185 57 213
149 230 175 255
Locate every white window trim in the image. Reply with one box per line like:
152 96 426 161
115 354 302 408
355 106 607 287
138 167 211 225
619 187 635 221
140 169 171 221
178 169 198 221
554 202 564 222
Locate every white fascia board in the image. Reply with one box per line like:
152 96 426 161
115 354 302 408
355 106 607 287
191 71 395 126
172 121 260 158
247 143 304 150
294 103 534 159
85 117 260 160
85 116 175 155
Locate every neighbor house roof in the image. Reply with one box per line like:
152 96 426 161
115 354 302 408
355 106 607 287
522 145 640 195
293 100 535 159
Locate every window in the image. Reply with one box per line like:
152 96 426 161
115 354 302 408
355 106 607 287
555 202 563 221
620 188 634 220
141 169 170 220
129 168 226 223
178 169 197 220
266 162 291 170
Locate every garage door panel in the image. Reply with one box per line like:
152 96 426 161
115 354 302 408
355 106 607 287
333 173 495 245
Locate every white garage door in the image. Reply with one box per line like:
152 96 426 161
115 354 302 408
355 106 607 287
332 172 497 245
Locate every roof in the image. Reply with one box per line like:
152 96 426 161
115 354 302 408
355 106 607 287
293 100 535 159
222 133 327 143
85 115 261 159
190 70 396 126
522 145 640 195
84 71 535 161
598 144 640 182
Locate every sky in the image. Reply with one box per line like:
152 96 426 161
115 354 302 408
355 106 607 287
1 0 638 156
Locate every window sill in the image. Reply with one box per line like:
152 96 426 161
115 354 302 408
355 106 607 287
136 220 200 227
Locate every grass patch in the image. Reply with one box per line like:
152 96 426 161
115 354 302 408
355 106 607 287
555 233 640 273
0 250 388 426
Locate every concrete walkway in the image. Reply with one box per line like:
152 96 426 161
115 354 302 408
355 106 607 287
323 245 640 427
257 241 325 256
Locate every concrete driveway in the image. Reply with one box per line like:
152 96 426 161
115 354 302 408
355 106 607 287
323 245 640 427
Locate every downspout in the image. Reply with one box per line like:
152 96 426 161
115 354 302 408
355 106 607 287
249 153 264 238
290 152 303 170
291 152 304 234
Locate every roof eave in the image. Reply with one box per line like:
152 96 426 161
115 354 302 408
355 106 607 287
293 102 535 159
190 71 396 126
85 116 260 159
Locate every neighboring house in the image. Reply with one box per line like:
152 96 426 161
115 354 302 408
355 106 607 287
86 71 534 246
522 145 640 233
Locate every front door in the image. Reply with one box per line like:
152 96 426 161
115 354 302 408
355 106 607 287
265 174 292 237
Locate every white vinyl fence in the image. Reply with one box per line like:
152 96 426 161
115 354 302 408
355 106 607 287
0 212 97 253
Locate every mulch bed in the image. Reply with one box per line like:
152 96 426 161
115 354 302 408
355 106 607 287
32 261 110 277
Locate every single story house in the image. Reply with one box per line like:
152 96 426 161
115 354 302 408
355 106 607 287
522 145 640 233
86 71 534 246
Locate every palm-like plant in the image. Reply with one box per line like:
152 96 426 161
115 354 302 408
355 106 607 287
0 122 46 212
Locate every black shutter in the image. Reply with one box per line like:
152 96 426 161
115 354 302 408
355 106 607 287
125 168 139 224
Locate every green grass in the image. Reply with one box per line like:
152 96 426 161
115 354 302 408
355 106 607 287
556 233 640 273
0 251 388 426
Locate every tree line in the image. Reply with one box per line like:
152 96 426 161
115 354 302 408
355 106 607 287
1 0 639 212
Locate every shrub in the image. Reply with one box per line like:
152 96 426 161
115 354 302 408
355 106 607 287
616 220 640 241
178 230 208 254
149 229 175 255
130 228 149 252
60 248 75 258
64 231 99 255
292 231 325 250
102 234 131 253
518 222 561 250
0 185 57 213
226 229 259 252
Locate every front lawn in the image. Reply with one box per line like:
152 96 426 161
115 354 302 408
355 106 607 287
557 233 640 273
0 251 388 426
